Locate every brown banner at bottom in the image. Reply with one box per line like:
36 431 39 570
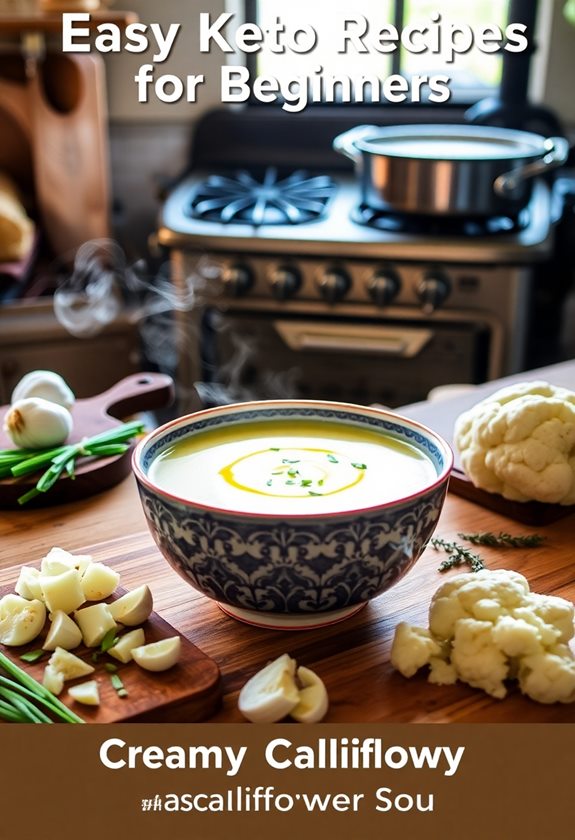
1 724 573 840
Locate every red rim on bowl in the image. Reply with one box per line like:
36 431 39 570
132 399 454 520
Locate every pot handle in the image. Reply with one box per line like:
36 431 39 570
333 125 379 161
494 136 570 196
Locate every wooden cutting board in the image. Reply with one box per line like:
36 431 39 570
0 579 221 723
449 468 572 525
0 372 174 508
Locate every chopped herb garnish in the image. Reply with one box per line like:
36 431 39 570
110 673 128 698
287 468 299 477
100 629 119 653
326 454 338 463
105 663 118 673
352 462 367 470
286 480 296 486
271 471 283 475
269 447 280 451
20 650 46 664
300 479 312 487
308 491 323 496
282 458 300 464
266 479 273 487
318 479 324 486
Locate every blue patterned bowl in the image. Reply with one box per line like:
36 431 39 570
132 401 452 629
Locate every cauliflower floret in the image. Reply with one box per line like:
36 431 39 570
390 622 442 678
391 568 575 706
491 615 543 657
454 381 575 504
428 657 458 685
527 593 575 644
429 569 529 639
451 619 509 699
518 649 575 704
511 606 562 648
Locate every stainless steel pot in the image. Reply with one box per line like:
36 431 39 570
333 124 569 217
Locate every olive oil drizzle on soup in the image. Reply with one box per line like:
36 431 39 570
149 420 436 515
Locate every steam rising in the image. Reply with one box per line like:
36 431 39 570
53 239 299 406
53 239 211 338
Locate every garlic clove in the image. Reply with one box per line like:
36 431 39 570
238 653 300 723
290 666 329 723
11 370 75 410
68 680 100 706
47 647 95 680
0 593 46 646
131 636 181 672
4 397 73 449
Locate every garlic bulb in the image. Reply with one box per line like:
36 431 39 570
4 398 73 449
11 370 75 410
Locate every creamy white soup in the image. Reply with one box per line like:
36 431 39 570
149 419 437 515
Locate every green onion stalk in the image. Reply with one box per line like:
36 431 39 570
0 420 145 505
0 651 84 724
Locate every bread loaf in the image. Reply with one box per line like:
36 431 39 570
0 173 34 263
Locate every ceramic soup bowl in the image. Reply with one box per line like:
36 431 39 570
132 401 452 629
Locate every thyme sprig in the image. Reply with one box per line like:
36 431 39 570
430 538 486 573
457 531 545 548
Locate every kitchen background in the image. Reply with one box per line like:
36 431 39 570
0 0 574 411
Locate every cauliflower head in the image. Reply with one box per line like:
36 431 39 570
391 569 575 704
454 381 575 504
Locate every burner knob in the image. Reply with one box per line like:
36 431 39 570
221 263 254 297
417 271 451 314
269 265 301 300
368 270 400 307
318 267 351 303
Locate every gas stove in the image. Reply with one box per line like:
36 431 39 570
160 169 553 264
157 112 559 409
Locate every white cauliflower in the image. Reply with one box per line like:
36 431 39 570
391 569 575 704
390 623 443 677
454 381 575 504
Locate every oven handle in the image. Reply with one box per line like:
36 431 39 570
274 321 433 358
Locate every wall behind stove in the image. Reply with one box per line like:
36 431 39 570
105 0 235 250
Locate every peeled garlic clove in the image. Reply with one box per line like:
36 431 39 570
68 680 100 706
43 610 83 651
0 593 46 646
43 664 65 696
80 563 120 601
11 370 75 410
48 647 95 680
131 636 181 672
74 603 116 647
4 398 73 449
108 628 146 664
290 666 329 723
108 584 153 626
238 653 300 723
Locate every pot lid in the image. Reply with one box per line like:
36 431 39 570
355 124 548 161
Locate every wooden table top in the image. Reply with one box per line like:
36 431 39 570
2 473 575 723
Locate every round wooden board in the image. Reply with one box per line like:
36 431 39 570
0 372 174 508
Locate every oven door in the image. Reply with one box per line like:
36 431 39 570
199 310 491 407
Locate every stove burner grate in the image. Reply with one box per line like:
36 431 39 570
187 167 336 226
352 205 531 237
